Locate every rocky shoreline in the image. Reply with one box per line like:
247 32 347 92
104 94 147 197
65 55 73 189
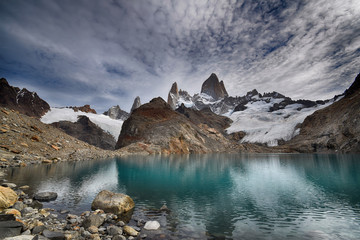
0 181 170 240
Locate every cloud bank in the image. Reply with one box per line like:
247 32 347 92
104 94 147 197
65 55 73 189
0 0 359 112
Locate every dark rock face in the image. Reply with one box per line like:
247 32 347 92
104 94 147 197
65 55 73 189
345 72 360 97
131 96 141 112
51 115 116 150
167 82 179 109
0 78 50 118
70 104 97 114
286 73 360 153
103 105 129 120
34 192 58 202
116 97 232 153
0 220 24 238
201 73 228 100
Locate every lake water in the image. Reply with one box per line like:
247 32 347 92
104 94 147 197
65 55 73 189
4 154 360 239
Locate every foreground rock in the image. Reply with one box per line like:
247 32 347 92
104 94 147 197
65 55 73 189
51 115 116 150
144 220 160 230
91 190 135 215
286 73 360 153
0 186 18 210
34 192 58 202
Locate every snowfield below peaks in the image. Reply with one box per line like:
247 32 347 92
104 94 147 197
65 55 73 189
41 107 123 140
226 99 333 146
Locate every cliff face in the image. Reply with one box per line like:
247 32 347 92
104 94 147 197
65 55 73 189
115 97 232 153
286 73 360 153
0 78 50 118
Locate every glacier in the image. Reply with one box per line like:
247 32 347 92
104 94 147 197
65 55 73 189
226 98 333 146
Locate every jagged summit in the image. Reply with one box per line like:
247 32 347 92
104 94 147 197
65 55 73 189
103 105 129 120
167 82 179 109
201 73 228 100
131 96 141 112
0 77 50 118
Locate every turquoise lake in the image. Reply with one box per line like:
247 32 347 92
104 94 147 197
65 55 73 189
5 154 360 239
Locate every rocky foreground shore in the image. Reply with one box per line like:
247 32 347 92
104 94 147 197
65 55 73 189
0 183 169 240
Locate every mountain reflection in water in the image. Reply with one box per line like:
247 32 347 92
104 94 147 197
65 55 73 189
5 153 360 239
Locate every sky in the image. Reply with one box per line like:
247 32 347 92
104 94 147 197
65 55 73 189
1 0 359 112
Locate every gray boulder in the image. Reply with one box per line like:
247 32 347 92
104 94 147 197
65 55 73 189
34 192 57 202
0 220 24 239
42 229 65 240
81 214 105 228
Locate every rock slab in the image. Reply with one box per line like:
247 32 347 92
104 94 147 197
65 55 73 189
34 192 58 202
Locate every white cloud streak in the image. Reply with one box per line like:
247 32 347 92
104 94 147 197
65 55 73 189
0 0 359 111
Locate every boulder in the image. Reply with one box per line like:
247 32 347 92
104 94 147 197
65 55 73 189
13 201 26 211
81 214 105 228
4 209 21 218
107 225 123 235
144 221 160 230
42 229 65 240
0 186 18 210
33 192 57 202
0 220 24 239
123 226 139 237
91 190 135 215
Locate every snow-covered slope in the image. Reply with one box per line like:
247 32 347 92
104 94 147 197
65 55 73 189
226 98 333 146
41 108 123 140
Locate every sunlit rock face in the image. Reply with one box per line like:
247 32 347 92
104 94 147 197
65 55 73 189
115 97 232 153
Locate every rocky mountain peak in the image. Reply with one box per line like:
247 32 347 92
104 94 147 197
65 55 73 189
167 82 180 109
131 96 141 112
103 105 129 120
70 104 97 114
345 72 360 97
201 73 228 100
0 77 50 118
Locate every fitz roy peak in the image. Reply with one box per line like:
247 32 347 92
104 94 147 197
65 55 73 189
201 73 228 100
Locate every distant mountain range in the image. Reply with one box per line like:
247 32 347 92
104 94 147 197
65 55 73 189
166 73 336 146
1 72 359 153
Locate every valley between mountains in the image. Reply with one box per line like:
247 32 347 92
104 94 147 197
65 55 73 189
1 72 359 167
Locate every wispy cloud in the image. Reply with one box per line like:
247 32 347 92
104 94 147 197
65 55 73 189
0 0 359 111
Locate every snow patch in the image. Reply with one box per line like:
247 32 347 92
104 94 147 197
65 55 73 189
41 107 123 140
